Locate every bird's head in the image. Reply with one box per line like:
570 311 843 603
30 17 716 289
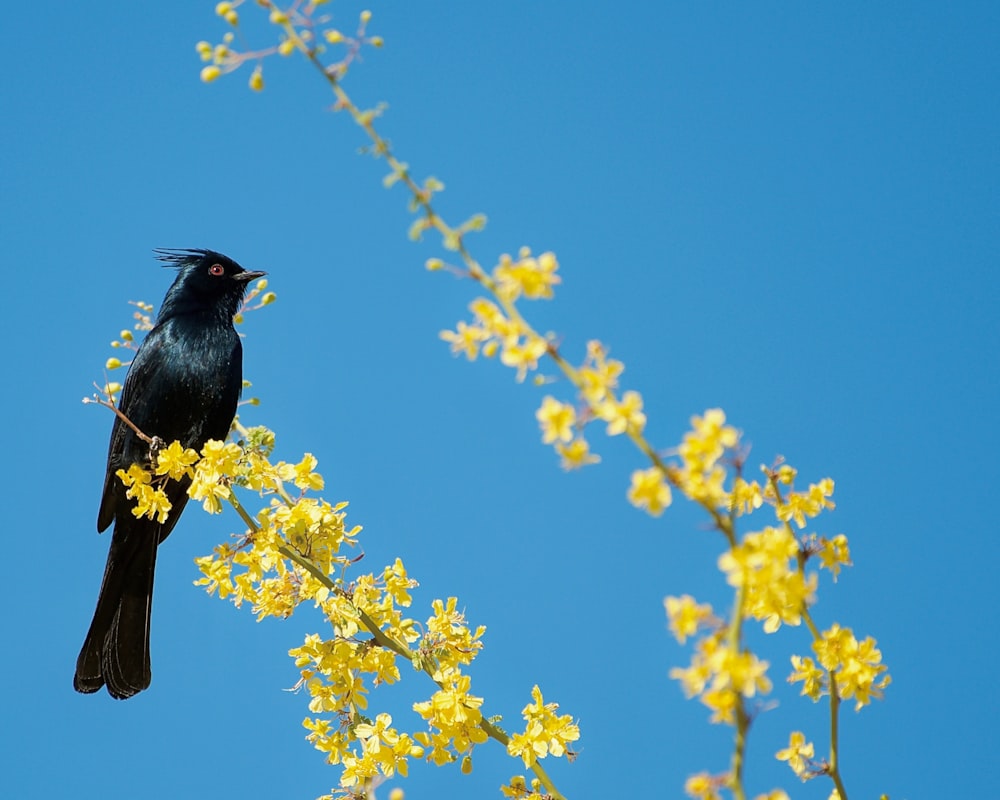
154 248 267 323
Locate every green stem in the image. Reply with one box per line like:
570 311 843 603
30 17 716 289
727 577 749 800
829 687 847 800
226 486 258 532
801 607 848 798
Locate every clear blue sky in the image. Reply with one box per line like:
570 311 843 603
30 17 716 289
2 2 997 798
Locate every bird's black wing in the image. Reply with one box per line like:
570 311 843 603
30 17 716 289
97 325 171 533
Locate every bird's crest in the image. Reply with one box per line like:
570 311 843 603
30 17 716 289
154 248 222 268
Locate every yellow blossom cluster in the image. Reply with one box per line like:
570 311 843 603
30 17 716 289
718 526 817 633
669 632 772 724
506 685 580 768
440 296 549 381
439 249 558 383
493 248 561 301
342 713 421 786
545 339 644 473
523 335 645 474
115 463 172 524
628 466 672 516
790 624 891 710
660 415 890 796
533 395 601 470
672 409 740 507
665 595 719 645
440 244 657 493
413 673 489 767
816 533 852 580
773 477 836 529
110 427 576 792
418 597 486 680
197 3 382 92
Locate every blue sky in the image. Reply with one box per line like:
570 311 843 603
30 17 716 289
2 2 997 798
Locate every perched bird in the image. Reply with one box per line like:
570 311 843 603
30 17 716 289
75 249 265 699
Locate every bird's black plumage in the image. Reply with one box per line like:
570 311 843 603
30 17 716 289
75 249 265 699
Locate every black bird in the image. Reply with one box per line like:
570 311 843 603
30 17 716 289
75 249 265 699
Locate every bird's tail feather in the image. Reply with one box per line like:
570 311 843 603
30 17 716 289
74 524 157 699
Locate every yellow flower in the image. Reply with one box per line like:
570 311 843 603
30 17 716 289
155 440 199 481
493 248 561 301
775 479 836 528
102 381 123 402
277 452 325 491
422 597 485 678
701 686 738 724
597 390 646 436
670 632 724 698
665 595 716 645
194 545 237 600
679 408 738 473
116 463 150 490
723 650 772 698
116 464 172 523
500 776 530 799
818 533 852 580
730 477 764 515
776 730 815 779
440 321 487 360
535 396 576 444
673 409 739 507
628 466 672 516
340 751 379 787
684 772 723 800
500 335 547 382
469 298 519 343
188 440 241 513
775 464 797 484
555 437 600 470
576 340 624 406
788 654 826 700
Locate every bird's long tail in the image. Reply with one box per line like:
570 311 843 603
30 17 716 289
74 523 157 699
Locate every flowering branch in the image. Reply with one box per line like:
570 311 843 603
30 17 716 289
187 3 892 799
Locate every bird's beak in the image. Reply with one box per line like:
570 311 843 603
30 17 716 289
234 270 267 282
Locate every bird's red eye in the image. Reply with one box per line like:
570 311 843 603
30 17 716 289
209 263 225 276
